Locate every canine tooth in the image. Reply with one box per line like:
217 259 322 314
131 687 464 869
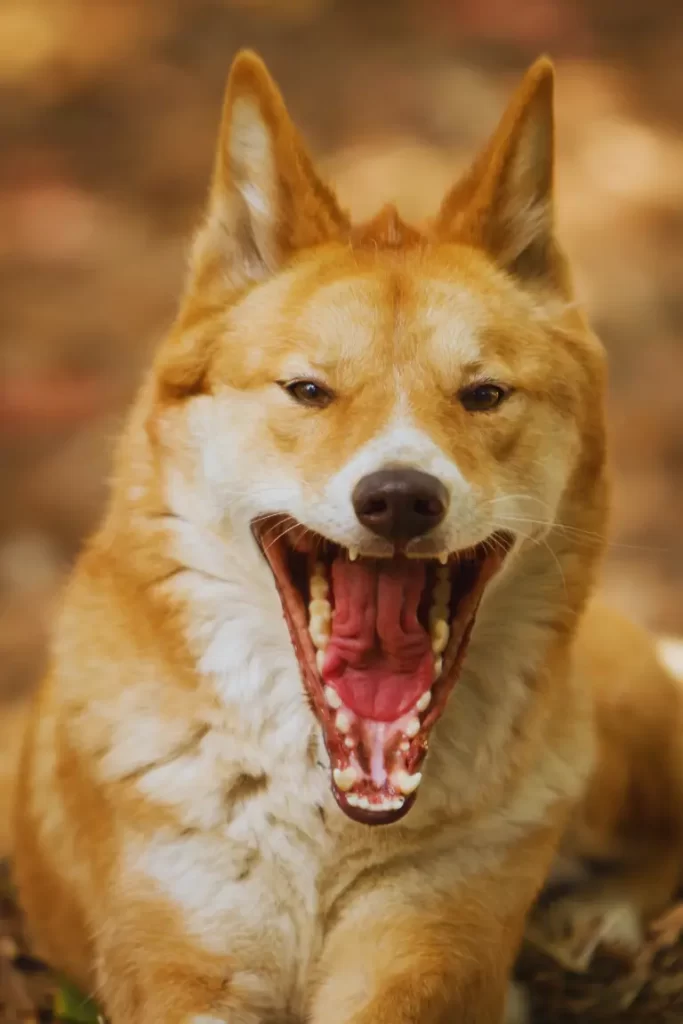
416 690 432 713
431 619 449 655
348 546 359 562
324 685 342 709
438 552 449 565
333 767 358 792
433 656 443 679
316 649 326 674
309 598 332 621
395 770 423 795
346 794 360 807
405 717 420 738
336 710 352 734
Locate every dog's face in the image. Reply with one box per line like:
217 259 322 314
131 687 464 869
151 53 607 825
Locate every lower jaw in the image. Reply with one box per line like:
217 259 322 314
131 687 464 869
321 608 482 825
253 519 511 826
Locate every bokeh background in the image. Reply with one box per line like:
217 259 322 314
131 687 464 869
1 0 682 728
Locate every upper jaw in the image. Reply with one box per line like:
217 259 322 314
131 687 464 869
275 518 492 565
251 515 512 827
341 535 454 564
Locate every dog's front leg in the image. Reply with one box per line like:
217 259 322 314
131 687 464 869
93 886 292 1024
310 903 520 1024
97 931 272 1024
310 831 558 1024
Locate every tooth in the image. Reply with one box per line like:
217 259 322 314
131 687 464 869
392 797 406 810
310 580 328 600
309 598 332 621
344 736 355 749
429 606 449 629
405 717 420 738
336 710 352 734
399 740 410 752
433 656 443 679
348 546 359 562
333 767 357 792
433 580 451 605
310 609 331 629
324 685 342 709
436 564 450 581
395 770 422 795
316 649 326 674
438 552 449 565
309 620 331 649
358 796 371 810
416 690 431 713
309 574 329 600
431 619 449 655
346 794 360 807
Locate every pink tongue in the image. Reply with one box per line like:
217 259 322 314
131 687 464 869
322 557 433 721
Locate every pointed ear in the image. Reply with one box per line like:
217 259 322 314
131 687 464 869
435 58 566 289
191 50 349 289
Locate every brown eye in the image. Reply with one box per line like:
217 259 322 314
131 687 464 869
280 379 334 409
460 383 508 412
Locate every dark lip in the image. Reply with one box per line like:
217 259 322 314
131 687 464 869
251 517 512 827
332 788 417 826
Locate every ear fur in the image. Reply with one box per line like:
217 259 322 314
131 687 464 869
191 50 349 290
435 58 566 289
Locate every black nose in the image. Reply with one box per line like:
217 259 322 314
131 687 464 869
352 469 449 543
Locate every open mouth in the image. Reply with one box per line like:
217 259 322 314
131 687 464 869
252 517 511 826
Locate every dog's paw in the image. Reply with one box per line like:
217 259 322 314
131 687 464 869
525 893 644 973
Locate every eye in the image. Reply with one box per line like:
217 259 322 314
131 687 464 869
459 383 508 413
279 379 334 409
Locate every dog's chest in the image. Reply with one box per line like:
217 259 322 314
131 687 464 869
125 714 342 1004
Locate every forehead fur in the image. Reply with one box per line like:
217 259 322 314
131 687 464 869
205 242 586 396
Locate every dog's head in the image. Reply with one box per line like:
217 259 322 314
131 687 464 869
149 52 607 824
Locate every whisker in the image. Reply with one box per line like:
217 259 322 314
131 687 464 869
502 523 569 598
263 520 309 553
251 512 288 526
492 514 665 553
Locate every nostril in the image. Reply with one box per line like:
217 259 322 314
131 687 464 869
362 497 389 518
414 497 444 519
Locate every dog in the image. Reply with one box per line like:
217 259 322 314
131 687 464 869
525 602 683 975
13 50 677 1023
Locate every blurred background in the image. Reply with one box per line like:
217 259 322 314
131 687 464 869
1 0 682 733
